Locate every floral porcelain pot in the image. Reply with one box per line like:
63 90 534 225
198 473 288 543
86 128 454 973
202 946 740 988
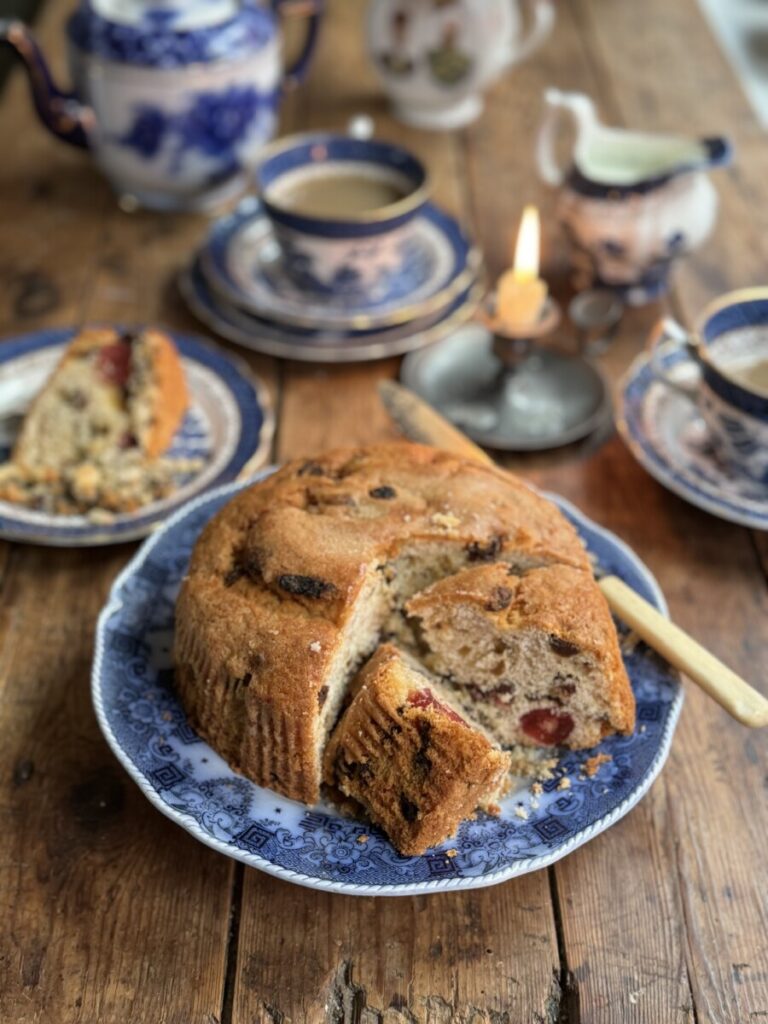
367 0 554 131
537 89 732 305
0 0 322 211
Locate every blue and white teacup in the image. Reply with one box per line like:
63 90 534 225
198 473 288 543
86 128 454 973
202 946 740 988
254 132 431 307
649 289 768 484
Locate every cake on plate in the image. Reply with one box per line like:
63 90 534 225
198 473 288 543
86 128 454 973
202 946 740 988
0 326 190 515
174 442 624 811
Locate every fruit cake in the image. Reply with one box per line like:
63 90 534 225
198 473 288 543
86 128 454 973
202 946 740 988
405 562 635 750
323 645 511 855
0 326 189 514
174 442 592 803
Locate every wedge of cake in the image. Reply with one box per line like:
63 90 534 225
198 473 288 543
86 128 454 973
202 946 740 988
323 644 511 856
0 326 189 514
405 563 635 750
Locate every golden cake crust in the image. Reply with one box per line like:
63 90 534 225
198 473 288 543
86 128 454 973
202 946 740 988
175 443 591 802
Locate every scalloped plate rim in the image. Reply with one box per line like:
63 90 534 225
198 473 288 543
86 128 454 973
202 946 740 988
92 470 683 896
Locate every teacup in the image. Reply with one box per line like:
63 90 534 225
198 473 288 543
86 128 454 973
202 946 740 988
649 289 768 483
254 133 431 307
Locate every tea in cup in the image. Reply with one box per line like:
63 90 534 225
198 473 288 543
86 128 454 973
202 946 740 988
649 289 768 483
254 133 431 308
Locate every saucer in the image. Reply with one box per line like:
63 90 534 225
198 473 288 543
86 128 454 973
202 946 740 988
401 325 611 451
618 348 768 530
200 196 480 331
180 258 483 364
0 328 273 546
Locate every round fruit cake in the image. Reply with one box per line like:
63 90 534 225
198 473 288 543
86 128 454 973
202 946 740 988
174 443 634 812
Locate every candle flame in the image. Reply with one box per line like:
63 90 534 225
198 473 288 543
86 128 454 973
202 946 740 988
513 204 540 282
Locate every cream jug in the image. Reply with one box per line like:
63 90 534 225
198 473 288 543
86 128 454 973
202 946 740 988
537 89 731 304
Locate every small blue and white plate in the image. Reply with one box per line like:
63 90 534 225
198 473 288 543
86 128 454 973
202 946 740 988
0 328 273 546
93 471 683 896
200 196 480 331
618 347 768 530
180 259 483 364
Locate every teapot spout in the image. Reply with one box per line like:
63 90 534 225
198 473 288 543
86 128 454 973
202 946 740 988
0 20 91 148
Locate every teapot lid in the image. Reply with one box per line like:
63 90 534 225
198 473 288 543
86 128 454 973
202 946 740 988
68 0 274 67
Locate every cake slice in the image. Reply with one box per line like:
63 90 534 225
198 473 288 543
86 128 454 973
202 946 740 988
323 644 511 856
0 326 189 514
405 563 635 750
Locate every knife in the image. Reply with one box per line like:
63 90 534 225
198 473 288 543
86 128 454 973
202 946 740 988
379 379 768 728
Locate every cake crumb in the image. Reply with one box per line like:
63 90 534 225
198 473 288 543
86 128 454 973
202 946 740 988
639 724 647 734
583 753 612 777
530 797 540 810
356 834 369 844
514 805 529 820
556 776 571 791
446 848 458 858
162 710 173 722
530 781 543 796
430 511 461 530
308 640 322 653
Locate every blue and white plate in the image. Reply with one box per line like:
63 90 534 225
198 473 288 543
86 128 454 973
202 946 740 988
618 348 768 530
93 471 683 895
180 259 484 364
0 329 273 546
200 196 480 331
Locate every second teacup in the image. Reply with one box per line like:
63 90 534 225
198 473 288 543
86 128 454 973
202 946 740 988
649 289 768 484
254 132 431 308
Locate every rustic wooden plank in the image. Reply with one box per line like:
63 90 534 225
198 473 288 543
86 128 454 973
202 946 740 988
558 2 768 1021
232 5 561 1023
460 5 701 1020
0 2 279 1021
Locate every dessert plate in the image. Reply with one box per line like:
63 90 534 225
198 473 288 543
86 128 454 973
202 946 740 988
618 347 768 530
93 471 683 895
201 196 480 331
0 328 273 546
180 258 483 364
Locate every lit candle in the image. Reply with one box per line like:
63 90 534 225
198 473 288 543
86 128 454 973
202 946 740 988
496 205 548 331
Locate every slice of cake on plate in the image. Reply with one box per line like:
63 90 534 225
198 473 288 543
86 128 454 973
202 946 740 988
323 644 511 856
0 326 190 515
405 562 635 750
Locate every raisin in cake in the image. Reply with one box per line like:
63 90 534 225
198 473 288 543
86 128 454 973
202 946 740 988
324 645 510 855
174 443 591 803
405 562 635 749
0 326 189 514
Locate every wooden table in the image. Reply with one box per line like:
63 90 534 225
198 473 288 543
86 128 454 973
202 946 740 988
1 2 767 1021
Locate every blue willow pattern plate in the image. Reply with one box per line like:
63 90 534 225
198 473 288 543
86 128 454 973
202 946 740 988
0 329 273 546
93 472 683 895
200 197 478 331
618 348 768 530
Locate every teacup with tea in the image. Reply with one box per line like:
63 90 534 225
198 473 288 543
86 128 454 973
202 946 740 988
649 289 768 483
254 133 431 308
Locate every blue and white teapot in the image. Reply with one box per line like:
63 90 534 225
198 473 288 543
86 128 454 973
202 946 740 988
0 0 322 210
537 89 732 304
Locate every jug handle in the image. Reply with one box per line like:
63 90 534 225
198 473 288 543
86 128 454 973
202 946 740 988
536 89 572 186
0 19 91 148
507 0 555 68
272 0 324 91
647 317 703 398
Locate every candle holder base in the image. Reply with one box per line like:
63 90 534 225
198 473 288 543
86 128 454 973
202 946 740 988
400 322 612 452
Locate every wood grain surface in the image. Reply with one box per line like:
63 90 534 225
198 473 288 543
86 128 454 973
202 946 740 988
0 1 766 1022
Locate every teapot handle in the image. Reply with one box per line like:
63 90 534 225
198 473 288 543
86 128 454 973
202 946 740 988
272 0 324 91
536 88 573 187
508 0 555 68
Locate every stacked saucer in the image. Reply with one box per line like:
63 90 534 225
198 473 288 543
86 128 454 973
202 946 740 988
180 196 483 363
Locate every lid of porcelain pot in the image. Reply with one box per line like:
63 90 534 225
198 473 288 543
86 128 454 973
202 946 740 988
91 0 241 30
69 0 274 66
